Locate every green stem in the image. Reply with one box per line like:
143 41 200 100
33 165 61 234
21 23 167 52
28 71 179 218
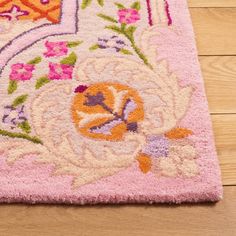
0 129 43 144
122 29 153 69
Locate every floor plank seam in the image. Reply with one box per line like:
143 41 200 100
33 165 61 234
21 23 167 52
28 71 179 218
189 7 236 9
198 55 236 57
210 113 236 115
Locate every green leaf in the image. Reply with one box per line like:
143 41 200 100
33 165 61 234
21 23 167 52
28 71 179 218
60 52 77 66
121 23 126 31
89 44 100 51
126 26 136 35
12 94 28 108
18 121 31 134
105 25 123 34
131 1 141 10
81 0 92 9
97 0 104 6
67 41 83 48
8 80 17 94
115 2 126 9
125 26 136 39
28 56 42 65
97 13 118 23
0 128 42 144
35 76 50 90
120 48 133 55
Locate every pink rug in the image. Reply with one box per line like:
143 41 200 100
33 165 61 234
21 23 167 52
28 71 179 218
0 0 222 204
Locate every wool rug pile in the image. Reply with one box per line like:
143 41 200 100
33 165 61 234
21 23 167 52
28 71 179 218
0 0 222 204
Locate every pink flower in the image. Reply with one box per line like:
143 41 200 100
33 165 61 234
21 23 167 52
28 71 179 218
48 62 73 80
10 63 35 81
44 41 68 57
118 9 140 24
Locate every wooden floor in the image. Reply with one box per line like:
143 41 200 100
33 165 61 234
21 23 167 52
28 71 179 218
1 1 236 235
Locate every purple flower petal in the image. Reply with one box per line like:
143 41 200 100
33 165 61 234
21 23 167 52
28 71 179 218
143 135 169 158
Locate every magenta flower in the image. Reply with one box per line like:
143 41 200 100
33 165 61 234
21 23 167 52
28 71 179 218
118 9 140 24
44 41 68 58
48 62 73 80
10 63 35 81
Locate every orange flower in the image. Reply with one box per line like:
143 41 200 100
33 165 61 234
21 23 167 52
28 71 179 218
71 82 144 141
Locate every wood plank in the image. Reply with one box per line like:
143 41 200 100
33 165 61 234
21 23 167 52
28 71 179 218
188 0 236 8
212 114 236 185
189 8 236 55
0 186 235 236
200 56 236 114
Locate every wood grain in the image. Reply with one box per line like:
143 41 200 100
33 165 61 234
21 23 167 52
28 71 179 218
190 8 236 55
0 186 235 236
212 114 236 185
200 56 236 114
188 0 236 7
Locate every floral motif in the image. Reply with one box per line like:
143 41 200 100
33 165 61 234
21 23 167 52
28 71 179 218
48 62 73 80
0 1 60 23
138 135 198 177
10 63 35 81
0 5 29 21
151 141 198 177
1 48 79 144
44 41 68 58
97 1 152 67
0 1 198 189
0 53 196 187
71 83 144 141
118 9 140 24
2 105 26 129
